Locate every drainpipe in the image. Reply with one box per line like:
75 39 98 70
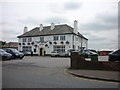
81 37 83 50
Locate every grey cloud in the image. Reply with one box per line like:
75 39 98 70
64 2 82 10
2 29 20 35
2 31 18 42
0 21 12 25
87 34 106 41
44 17 69 24
18 17 41 25
80 22 117 30
96 14 118 25
80 13 117 31
48 1 82 14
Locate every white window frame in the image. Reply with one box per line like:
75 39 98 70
53 45 65 53
23 46 32 52
23 38 26 42
28 37 32 42
53 36 59 41
40 37 44 43
60 36 65 40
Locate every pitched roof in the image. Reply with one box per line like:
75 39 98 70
17 24 88 40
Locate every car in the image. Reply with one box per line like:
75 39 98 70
108 49 120 61
79 49 98 58
0 49 12 60
3 48 24 59
58 52 70 57
51 51 59 57
20 51 29 56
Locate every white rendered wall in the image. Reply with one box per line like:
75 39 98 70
18 34 88 54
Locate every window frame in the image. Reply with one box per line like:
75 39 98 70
23 38 26 42
40 37 44 43
28 37 32 42
60 36 65 41
53 45 65 53
53 36 59 41
22 46 32 52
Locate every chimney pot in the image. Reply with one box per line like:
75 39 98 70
74 20 78 34
51 22 55 30
23 26 28 33
39 24 43 31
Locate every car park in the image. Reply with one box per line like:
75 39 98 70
3 48 24 59
0 49 12 60
108 49 120 61
79 49 98 58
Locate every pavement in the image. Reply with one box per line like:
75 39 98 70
67 69 120 83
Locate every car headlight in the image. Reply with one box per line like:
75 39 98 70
16 54 19 56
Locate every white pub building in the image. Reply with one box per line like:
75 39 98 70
17 20 88 56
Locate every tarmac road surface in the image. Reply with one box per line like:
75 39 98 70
2 56 119 88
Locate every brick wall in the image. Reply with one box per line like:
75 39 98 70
70 52 120 71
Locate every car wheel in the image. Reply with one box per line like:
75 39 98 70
20 57 24 59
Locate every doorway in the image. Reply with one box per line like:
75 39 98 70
40 48 44 56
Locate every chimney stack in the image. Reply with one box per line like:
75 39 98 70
74 20 78 34
39 24 43 31
23 26 28 33
51 22 55 30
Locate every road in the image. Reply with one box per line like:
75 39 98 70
2 56 119 88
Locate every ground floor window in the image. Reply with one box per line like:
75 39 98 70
53 45 65 53
34 48 36 53
23 46 32 52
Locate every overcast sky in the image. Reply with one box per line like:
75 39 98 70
0 0 119 50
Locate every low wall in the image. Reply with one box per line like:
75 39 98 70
71 52 120 71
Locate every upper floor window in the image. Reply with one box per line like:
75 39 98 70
53 36 59 41
76 37 79 41
60 36 65 40
40 37 44 43
23 38 26 42
28 37 32 42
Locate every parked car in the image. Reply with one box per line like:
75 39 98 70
58 52 70 57
51 51 59 57
79 49 98 58
0 49 12 60
3 48 24 59
20 51 29 56
108 49 120 61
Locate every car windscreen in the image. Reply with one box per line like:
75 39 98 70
110 50 120 54
113 50 120 54
0 49 7 54
89 51 97 54
10 49 20 53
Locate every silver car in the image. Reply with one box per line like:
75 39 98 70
51 51 59 57
59 52 70 57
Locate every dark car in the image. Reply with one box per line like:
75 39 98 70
108 49 120 61
20 51 29 56
3 48 24 59
79 50 98 58
0 49 12 60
